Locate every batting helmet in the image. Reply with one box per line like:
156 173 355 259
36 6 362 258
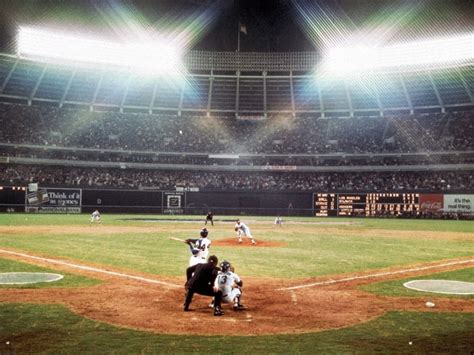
200 228 208 238
220 260 231 272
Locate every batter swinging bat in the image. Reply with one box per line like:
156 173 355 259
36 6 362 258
169 236 186 243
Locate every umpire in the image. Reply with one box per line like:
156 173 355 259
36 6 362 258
184 255 224 316
205 211 214 226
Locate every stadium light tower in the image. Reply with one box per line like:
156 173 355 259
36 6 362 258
17 26 185 77
321 34 474 75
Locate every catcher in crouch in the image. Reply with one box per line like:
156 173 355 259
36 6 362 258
186 228 211 266
213 260 246 311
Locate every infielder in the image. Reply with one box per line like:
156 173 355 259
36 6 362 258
274 215 283 227
90 209 101 224
214 261 245 311
186 228 212 266
235 219 256 244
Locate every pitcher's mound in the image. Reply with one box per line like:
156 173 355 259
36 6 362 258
403 280 474 295
213 238 286 247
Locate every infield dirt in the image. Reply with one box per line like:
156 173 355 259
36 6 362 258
0 225 472 335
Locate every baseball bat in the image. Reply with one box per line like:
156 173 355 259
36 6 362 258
169 236 186 242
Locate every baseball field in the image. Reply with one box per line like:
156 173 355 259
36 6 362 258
0 213 473 353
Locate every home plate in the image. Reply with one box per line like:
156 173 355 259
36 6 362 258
403 280 474 295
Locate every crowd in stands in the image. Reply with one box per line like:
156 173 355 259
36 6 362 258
1 145 472 166
0 102 472 193
1 165 472 192
0 103 473 155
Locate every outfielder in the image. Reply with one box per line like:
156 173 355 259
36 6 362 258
235 219 256 244
214 261 245 311
90 209 101 224
186 228 212 266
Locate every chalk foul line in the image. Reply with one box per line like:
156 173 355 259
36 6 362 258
0 249 182 289
1 249 472 293
278 259 474 291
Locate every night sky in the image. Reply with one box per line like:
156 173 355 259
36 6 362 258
0 0 472 53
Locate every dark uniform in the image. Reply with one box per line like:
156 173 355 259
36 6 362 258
184 255 223 315
205 212 214 226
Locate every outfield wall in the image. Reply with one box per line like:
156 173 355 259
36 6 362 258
0 186 313 216
0 186 472 218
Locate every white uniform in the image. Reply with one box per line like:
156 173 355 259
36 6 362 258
214 270 242 304
90 210 101 224
274 216 282 226
188 237 212 266
235 221 256 244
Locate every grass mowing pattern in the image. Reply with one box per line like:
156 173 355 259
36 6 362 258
0 258 101 289
0 304 473 354
1 214 474 232
0 215 472 278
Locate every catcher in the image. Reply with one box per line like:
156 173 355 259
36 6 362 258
186 228 212 266
213 260 246 311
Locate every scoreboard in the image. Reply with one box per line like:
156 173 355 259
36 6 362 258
314 193 419 217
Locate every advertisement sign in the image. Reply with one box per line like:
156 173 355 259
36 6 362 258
26 188 82 213
163 191 185 214
419 194 443 212
443 195 474 213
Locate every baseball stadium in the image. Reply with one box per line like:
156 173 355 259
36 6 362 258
0 0 473 353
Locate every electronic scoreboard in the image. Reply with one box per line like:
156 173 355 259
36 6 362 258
314 193 419 216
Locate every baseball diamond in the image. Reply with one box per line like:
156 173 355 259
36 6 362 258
0 218 472 342
0 0 473 352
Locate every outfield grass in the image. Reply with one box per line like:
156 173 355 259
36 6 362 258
0 214 472 278
1 213 473 232
0 213 472 353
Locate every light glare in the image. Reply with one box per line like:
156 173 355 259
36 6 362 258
322 34 474 74
18 26 184 76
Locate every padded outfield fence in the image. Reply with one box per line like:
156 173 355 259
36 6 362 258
0 186 472 218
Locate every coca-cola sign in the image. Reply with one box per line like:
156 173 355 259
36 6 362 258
419 194 443 212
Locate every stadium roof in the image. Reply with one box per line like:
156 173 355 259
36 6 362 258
0 0 472 53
